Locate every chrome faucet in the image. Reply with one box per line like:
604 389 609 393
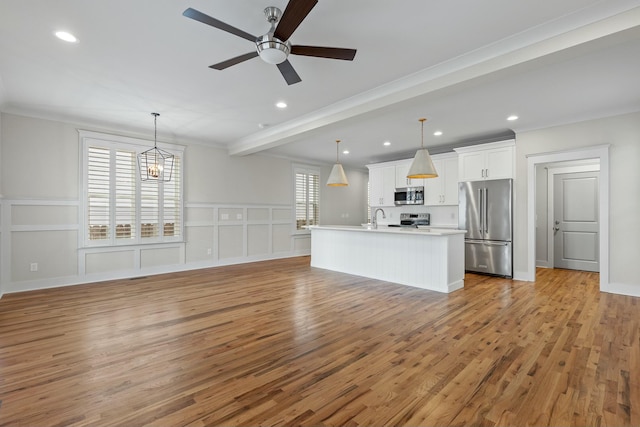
373 208 386 229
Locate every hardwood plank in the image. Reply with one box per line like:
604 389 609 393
0 258 638 426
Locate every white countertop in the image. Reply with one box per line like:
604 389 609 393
310 225 466 236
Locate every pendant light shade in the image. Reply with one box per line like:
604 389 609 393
138 113 174 182
407 118 438 179
326 139 349 186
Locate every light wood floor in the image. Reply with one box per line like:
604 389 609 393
0 257 638 426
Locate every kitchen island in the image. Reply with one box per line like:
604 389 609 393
310 225 466 293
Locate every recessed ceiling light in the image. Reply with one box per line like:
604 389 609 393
383 141 391 146
507 115 519 121
55 31 78 43
275 101 287 109
342 150 349 155
433 131 443 136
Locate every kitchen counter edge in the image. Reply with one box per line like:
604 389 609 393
309 225 467 236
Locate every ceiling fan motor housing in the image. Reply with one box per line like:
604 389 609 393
182 0 356 85
256 7 289 64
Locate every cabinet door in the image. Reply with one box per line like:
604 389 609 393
395 162 423 188
369 166 395 206
381 166 396 206
423 159 443 205
485 147 514 180
369 167 384 206
459 151 486 181
442 157 459 204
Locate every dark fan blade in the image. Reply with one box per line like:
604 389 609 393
183 8 256 42
277 60 302 85
209 51 258 70
291 45 357 61
273 0 318 42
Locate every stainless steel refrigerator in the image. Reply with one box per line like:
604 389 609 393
458 179 513 277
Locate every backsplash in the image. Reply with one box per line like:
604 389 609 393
371 204 458 228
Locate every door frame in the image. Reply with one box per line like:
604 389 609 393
547 163 600 268
526 144 609 290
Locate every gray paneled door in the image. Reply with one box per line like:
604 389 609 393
553 171 599 272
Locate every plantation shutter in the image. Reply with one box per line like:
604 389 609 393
308 173 319 226
163 156 181 237
82 132 183 246
115 150 136 240
87 146 111 240
140 177 159 239
295 167 320 230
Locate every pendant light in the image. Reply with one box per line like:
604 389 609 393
407 118 438 179
326 139 349 186
137 113 174 182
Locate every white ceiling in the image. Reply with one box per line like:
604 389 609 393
1 0 639 169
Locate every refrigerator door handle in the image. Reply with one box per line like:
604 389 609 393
478 188 483 237
483 188 488 233
465 240 509 246
484 241 509 246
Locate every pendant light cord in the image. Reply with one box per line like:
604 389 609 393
419 118 426 149
335 139 341 162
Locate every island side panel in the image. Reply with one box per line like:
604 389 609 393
310 228 464 293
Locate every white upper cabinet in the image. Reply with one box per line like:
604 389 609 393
424 153 459 206
455 140 515 181
368 154 459 208
394 160 424 188
368 164 396 207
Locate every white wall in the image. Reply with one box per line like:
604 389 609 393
319 165 369 226
0 112 368 295
515 111 640 295
535 164 548 266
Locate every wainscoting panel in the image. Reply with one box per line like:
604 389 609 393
0 200 306 295
86 249 135 274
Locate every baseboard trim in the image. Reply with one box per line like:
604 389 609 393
4 252 309 295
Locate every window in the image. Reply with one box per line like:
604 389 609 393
294 165 320 231
81 131 184 246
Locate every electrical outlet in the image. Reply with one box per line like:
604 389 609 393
207 248 212 255
30 262 38 272
221 213 229 220
236 213 242 220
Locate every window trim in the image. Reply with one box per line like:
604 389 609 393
79 130 185 248
292 164 321 235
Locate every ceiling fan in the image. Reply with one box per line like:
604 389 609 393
183 0 357 85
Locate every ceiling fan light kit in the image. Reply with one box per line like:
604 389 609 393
257 35 290 64
183 0 356 85
407 118 438 179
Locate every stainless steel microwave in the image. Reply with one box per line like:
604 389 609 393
394 187 424 205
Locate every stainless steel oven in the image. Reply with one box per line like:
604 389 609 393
388 213 430 228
